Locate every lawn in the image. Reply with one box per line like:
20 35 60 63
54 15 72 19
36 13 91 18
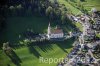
0 16 75 66
58 0 82 14
96 33 100 38
66 0 100 11
0 16 58 44
50 0 82 14
82 0 100 11
75 22 83 32
0 39 74 66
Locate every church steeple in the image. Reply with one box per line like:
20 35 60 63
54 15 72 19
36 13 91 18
48 22 51 35
48 22 50 27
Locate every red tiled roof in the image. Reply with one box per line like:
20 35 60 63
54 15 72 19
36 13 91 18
51 29 63 34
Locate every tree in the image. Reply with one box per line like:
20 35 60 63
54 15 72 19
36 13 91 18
2 42 12 55
46 6 54 20
61 15 67 24
77 0 81 8
2 42 22 66
61 11 67 24
80 0 85 2
54 9 61 22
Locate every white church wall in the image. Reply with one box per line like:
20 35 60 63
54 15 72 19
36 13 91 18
50 33 64 38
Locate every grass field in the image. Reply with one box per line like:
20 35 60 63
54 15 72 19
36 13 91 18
0 39 74 66
50 0 82 14
96 33 100 38
0 16 49 43
82 0 100 11
0 16 75 66
75 22 83 32
66 0 100 11
58 0 82 14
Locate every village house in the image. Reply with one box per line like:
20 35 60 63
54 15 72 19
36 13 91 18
91 8 100 35
92 18 100 32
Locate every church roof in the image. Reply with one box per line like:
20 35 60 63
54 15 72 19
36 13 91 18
48 22 63 34
51 29 63 34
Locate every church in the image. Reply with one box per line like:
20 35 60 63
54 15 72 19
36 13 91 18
47 22 64 39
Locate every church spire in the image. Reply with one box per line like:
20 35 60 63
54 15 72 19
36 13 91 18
48 22 51 36
48 22 50 27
